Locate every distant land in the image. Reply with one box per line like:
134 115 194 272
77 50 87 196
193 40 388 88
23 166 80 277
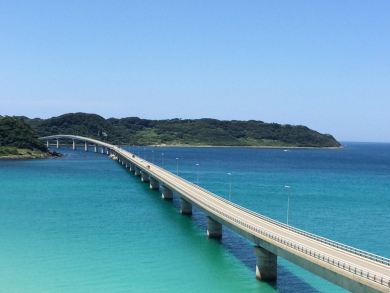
0 116 59 158
12 113 341 148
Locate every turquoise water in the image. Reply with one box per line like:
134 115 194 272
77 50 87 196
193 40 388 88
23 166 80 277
1 143 389 292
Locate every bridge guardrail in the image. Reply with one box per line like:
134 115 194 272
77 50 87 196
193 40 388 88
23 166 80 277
115 148 390 289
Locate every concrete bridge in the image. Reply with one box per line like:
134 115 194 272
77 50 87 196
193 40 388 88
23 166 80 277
42 134 112 154
40 135 390 293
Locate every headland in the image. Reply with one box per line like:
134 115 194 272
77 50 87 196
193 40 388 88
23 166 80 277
19 112 341 148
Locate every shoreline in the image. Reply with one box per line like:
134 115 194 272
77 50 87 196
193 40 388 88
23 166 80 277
52 143 343 150
0 154 49 160
148 145 344 149
0 151 63 160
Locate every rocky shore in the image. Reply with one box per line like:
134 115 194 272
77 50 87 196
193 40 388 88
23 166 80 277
0 150 62 160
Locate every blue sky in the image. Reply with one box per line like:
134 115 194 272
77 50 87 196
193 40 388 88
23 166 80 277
1 1 389 142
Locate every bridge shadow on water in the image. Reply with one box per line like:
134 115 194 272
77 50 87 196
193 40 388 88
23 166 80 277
171 199 324 293
132 175 324 293
217 228 323 293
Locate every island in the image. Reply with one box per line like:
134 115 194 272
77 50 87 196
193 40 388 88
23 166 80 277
0 116 60 158
21 113 341 148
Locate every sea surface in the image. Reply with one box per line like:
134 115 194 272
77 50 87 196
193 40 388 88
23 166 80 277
1 142 389 293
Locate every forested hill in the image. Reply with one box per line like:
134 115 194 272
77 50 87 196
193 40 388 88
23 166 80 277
0 116 48 156
22 113 341 148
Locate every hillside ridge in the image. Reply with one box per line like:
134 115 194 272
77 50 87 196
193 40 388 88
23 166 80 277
20 113 341 148
0 116 50 157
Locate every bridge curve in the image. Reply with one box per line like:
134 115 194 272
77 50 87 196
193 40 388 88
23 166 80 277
40 135 390 293
40 135 112 153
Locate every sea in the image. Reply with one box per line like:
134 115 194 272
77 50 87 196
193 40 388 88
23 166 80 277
1 142 389 293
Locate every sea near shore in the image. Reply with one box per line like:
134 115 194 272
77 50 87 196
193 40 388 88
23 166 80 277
0 142 388 293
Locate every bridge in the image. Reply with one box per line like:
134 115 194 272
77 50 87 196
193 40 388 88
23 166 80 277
40 135 390 293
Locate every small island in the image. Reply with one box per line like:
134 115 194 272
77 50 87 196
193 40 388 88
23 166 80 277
21 113 341 148
0 116 60 159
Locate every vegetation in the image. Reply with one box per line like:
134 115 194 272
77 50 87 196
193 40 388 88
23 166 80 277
0 116 49 157
21 113 341 148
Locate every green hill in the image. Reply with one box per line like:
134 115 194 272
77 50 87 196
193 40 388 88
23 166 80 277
22 113 341 148
0 116 48 157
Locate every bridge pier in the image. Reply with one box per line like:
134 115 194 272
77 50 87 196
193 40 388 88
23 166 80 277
162 186 173 200
121 157 125 165
253 246 277 281
47 140 49 148
206 216 222 238
134 166 141 176
149 177 159 189
84 141 88 152
129 163 135 172
56 139 60 149
73 140 76 150
180 197 192 215
101 146 105 154
141 171 150 182
94 144 97 153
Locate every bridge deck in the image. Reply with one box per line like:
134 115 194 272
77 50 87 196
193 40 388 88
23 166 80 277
40 135 390 293
116 149 390 292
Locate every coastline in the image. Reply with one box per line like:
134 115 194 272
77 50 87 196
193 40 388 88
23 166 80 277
0 150 62 160
149 144 344 149
0 154 59 160
55 142 343 150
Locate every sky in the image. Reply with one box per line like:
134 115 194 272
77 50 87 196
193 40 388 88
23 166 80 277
1 1 389 142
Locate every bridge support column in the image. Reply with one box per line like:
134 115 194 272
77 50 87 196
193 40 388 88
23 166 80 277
162 186 173 200
47 140 50 148
253 246 277 281
134 166 141 176
129 163 135 172
56 139 60 149
84 141 88 152
205 216 222 238
149 177 159 189
72 140 76 150
101 146 105 154
121 157 125 165
140 171 150 182
94 144 97 153
180 197 192 215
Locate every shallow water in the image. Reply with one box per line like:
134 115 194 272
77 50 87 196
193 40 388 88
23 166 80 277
1 142 389 292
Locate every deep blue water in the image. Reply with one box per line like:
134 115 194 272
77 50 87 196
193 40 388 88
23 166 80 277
1 142 389 293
